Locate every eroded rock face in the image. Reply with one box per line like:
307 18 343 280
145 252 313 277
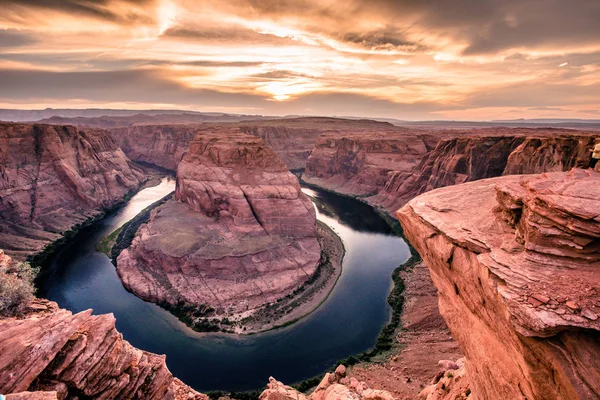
303 128 597 214
303 131 438 198
0 123 145 260
0 286 204 400
397 169 600 399
110 125 200 171
374 130 596 213
117 132 320 321
240 125 322 170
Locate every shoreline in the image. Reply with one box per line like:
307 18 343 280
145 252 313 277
102 202 346 335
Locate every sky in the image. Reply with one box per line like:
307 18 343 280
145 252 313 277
0 0 599 120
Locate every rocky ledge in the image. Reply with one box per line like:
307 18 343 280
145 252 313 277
0 123 145 260
260 365 395 400
117 131 323 332
397 169 600 399
0 299 205 400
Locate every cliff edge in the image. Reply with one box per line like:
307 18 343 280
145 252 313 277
397 169 600 399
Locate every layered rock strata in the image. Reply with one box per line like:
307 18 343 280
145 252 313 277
116 132 321 329
0 250 204 400
303 131 439 198
0 299 205 400
110 125 201 171
0 123 145 260
397 169 600 399
303 128 597 214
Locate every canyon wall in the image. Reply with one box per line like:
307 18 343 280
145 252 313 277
240 125 322 170
397 169 600 399
0 123 145 260
303 131 439 197
303 128 597 214
116 131 321 330
110 125 201 171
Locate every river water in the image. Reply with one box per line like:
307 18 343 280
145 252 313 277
38 177 411 391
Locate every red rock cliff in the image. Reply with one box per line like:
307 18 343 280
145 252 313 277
110 125 200 171
0 123 145 259
303 130 439 197
116 131 320 326
397 169 600 399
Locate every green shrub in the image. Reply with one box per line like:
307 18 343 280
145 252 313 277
0 262 39 317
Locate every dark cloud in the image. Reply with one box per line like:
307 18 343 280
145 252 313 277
0 0 155 23
341 31 426 52
162 26 301 46
0 29 37 47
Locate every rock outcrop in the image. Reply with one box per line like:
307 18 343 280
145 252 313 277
110 125 201 171
260 365 396 400
240 125 322 170
397 169 600 399
0 251 204 400
0 123 145 260
116 131 321 330
302 128 597 214
0 299 205 400
303 130 439 197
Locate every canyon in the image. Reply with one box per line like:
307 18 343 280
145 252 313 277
0 123 145 261
116 130 328 333
303 128 597 213
1 115 599 399
398 169 600 399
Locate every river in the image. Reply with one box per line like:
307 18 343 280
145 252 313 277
38 177 411 392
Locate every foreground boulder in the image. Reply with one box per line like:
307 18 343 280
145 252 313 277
397 169 600 399
117 131 320 331
260 366 396 400
0 123 145 260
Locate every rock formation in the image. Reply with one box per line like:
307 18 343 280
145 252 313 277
397 169 600 399
0 251 204 400
303 130 439 197
0 123 145 260
240 125 322 170
260 365 396 400
110 125 201 171
116 131 321 329
302 128 597 214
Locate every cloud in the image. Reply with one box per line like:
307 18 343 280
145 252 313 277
0 29 37 47
528 107 568 111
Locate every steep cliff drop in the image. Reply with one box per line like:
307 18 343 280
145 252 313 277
397 169 600 399
0 123 145 260
116 131 326 333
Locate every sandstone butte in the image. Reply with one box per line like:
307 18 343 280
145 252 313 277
0 251 205 400
116 131 321 325
0 123 145 260
302 128 597 213
397 168 600 399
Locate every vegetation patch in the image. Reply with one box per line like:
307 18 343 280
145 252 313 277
0 261 39 317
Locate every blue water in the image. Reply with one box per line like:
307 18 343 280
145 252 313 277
38 178 411 391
